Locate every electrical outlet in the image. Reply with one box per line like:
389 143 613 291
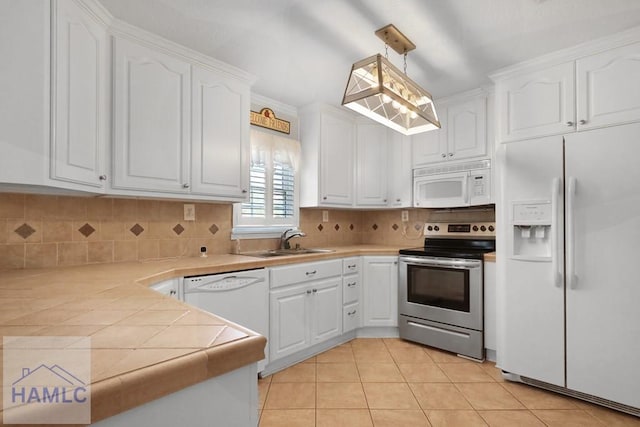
322 210 329 222
183 204 195 221
401 210 409 222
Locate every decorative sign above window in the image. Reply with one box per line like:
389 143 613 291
250 108 291 134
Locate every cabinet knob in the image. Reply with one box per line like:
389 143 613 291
348 282 356 287
183 183 190 189
242 189 248 193
323 196 327 200
566 121 574 127
305 270 317 276
169 289 176 295
441 153 446 158
348 310 357 316
312 289 317 293
306 289 312 294
396 198 401 202
99 175 107 181
383 199 387 203
579 119 587 125
448 153 454 157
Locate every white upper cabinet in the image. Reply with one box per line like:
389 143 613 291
191 66 249 200
494 39 640 142
497 62 576 142
446 97 487 160
576 41 640 131
300 105 355 207
112 37 191 193
387 132 412 208
355 122 388 207
412 91 488 167
51 0 109 191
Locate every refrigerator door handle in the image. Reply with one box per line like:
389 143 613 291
551 177 562 287
567 176 577 289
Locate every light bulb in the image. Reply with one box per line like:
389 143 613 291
410 111 418 119
400 105 407 114
391 100 400 109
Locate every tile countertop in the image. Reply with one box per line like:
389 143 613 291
484 252 496 262
0 245 402 423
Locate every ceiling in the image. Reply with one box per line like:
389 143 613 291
99 0 640 109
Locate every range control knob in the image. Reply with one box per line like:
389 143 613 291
434 225 440 231
472 225 479 231
480 225 487 232
427 226 433 231
488 225 495 232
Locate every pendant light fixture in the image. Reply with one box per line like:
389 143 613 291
342 24 440 135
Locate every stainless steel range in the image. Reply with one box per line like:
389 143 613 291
398 222 495 361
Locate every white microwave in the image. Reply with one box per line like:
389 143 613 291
413 160 491 208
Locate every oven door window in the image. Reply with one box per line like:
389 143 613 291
407 264 470 312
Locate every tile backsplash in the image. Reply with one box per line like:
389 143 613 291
0 193 493 270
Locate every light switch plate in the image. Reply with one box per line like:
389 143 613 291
322 210 329 222
401 210 409 222
183 204 195 221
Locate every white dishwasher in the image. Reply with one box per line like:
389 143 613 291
183 268 269 373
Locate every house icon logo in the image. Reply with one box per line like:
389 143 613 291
11 364 88 404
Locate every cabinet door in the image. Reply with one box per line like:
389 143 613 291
113 37 190 192
355 123 388 206
270 284 310 360
411 125 446 167
50 0 107 190
191 66 249 199
497 62 575 142
447 97 487 160
577 41 640 131
311 277 342 344
363 256 398 327
387 133 412 207
319 113 354 206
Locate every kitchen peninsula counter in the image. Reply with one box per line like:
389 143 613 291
0 245 402 423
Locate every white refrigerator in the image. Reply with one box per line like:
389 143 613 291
499 121 640 411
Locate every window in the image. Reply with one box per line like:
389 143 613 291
232 129 301 238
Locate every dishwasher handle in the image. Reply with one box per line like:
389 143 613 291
184 275 265 293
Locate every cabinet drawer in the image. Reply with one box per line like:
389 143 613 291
343 275 359 304
270 259 342 289
343 257 360 274
343 303 360 333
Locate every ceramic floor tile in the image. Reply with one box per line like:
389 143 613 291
532 409 607 426
425 410 488 427
422 347 473 364
316 363 360 382
478 410 546 427
356 363 404 382
353 348 394 363
350 338 386 351
389 346 434 363
501 382 579 409
265 383 316 409
259 409 315 427
316 382 367 409
363 383 420 410
397 363 450 383
479 362 506 382
272 362 316 383
409 383 473 410
316 345 355 363
369 409 432 427
258 378 270 410
456 383 525 410
586 406 640 426
316 409 373 427
438 363 496 383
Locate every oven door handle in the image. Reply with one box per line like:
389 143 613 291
400 257 481 269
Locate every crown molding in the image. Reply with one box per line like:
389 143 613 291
251 93 298 118
490 25 640 81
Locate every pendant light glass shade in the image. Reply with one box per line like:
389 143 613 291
342 54 440 135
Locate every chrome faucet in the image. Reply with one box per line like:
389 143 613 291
280 228 306 250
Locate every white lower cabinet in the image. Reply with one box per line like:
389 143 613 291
343 303 360 333
362 256 398 327
342 257 361 333
269 260 343 361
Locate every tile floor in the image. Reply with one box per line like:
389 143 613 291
258 338 640 427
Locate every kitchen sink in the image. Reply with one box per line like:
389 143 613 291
242 248 335 258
